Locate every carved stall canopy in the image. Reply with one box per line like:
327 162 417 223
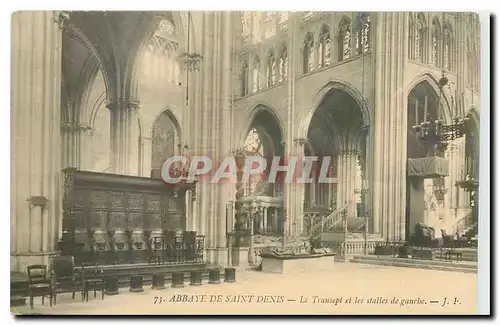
62 168 195 234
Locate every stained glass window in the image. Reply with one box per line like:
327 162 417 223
338 17 351 61
303 33 314 73
244 128 265 195
416 13 426 62
443 23 453 71
253 56 260 92
319 25 331 67
151 111 177 170
432 18 441 66
241 60 248 96
279 46 288 82
267 52 276 87
361 14 371 53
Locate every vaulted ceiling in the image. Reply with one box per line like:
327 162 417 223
61 11 175 117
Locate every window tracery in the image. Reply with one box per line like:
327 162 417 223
252 12 263 44
303 32 314 73
241 59 249 97
279 45 288 82
264 12 277 39
318 25 332 68
252 56 261 92
408 13 415 59
355 13 371 55
416 13 426 62
142 19 181 85
443 22 453 71
266 51 276 87
152 111 177 170
431 18 441 67
279 12 289 31
244 128 265 195
338 17 351 62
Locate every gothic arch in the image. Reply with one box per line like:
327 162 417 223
89 90 107 128
297 80 370 140
466 106 481 132
236 103 285 150
149 108 182 142
406 72 453 123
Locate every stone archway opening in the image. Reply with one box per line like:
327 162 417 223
405 80 449 241
304 88 367 235
234 108 284 239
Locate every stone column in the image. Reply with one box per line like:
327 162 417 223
371 13 408 240
107 99 139 175
335 150 359 217
11 11 63 272
61 121 93 170
263 207 268 233
283 13 298 238
212 11 234 267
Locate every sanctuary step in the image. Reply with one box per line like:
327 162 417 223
349 255 477 274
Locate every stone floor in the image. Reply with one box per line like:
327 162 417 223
11 263 477 315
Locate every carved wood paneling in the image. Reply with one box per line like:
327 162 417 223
90 210 107 228
90 190 107 209
62 170 194 233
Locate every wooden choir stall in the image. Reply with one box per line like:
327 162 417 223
59 168 204 267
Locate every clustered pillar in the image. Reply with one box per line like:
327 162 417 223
11 11 63 272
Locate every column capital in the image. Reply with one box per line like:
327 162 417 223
54 11 71 30
340 149 361 157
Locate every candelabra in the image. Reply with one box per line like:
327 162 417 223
433 177 448 202
412 72 471 154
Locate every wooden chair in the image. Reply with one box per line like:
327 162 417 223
50 255 84 305
80 263 105 301
27 265 53 309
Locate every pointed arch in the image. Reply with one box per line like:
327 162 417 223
406 73 453 123
236 103 285 151
297 80 370 141
150 109 182 171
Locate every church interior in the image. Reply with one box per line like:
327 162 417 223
10 11 481 309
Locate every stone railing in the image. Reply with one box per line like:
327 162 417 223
309 204 348 240
321 232 385 255
453 211 476 236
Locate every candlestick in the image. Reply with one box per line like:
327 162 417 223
424 95 428 121
415 98 419 125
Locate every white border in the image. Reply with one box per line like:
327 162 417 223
1 0 495 322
